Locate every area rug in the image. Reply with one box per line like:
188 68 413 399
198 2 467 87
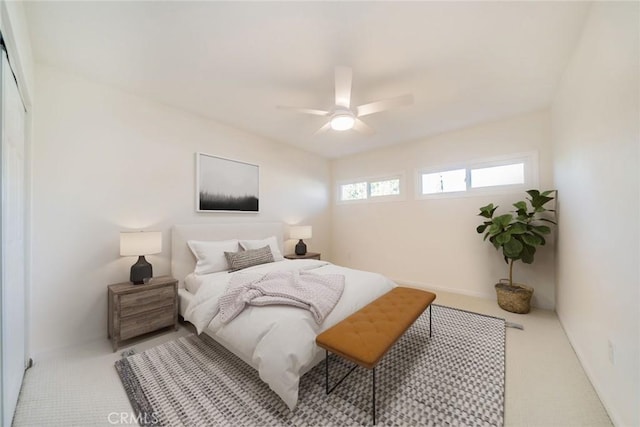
115 305 505 426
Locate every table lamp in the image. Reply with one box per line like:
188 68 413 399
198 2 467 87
290 225 312 256
120 231 162 284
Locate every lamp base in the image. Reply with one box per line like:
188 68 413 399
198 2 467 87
295 239 307 256
130 255 153 285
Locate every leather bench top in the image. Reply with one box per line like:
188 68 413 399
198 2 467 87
316 286 436 369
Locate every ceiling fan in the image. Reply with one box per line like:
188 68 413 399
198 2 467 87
278 66 414 135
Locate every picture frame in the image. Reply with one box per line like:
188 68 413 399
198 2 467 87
196 152 259 213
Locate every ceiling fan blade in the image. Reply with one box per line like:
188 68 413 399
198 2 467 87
353 118 375 135
356 94 414 117
314 121 332 135
277 106 329 116
334 66 352 108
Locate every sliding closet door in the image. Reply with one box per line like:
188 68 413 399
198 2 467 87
0 49 27 427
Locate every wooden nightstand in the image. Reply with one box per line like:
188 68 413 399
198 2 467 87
108 275 178 352
284 252 321 260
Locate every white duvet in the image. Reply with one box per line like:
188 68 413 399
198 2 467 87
184 259 395 410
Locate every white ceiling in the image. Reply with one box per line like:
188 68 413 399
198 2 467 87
25 1 590 158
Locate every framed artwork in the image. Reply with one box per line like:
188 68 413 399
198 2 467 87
196 153 259 212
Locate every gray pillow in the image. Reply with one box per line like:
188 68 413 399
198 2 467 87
225 245 274 272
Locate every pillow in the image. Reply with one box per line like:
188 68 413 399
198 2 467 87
183 273 199 294
239 236 284 261
225 245 274 272
187 239 239 275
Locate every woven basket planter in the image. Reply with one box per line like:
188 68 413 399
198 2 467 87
495 281 533 314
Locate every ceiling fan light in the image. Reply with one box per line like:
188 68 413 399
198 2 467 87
330 114 355 131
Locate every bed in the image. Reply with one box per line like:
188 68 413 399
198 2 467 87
171 223 395 410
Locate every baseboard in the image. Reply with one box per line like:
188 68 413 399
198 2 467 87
556 311 620 426
31 335 107 363
391 277 555 310
389 277 496 301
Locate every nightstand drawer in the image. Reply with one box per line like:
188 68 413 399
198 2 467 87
108 276 179 351
120 286 175 317
120 307 175 340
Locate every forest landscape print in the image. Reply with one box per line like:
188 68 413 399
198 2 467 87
197 153 259 212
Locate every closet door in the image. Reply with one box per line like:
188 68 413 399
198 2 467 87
0 49 27 426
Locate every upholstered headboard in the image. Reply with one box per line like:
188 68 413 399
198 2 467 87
171 222 284 287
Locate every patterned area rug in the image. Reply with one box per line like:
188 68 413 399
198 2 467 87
115 305 505 426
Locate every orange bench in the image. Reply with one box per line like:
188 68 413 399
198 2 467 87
316 286 436 424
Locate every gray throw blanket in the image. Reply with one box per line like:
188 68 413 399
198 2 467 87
216 270 345 324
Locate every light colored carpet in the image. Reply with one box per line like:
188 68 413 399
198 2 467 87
115 305 505 426
13 290 612 426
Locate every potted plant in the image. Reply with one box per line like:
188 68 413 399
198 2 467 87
476 190 556 314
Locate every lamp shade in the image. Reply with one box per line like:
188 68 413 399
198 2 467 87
120 231 162 256
290 225 312 240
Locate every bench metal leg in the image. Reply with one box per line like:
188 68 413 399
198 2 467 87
321 303 434 425
324 350 378 425
325 350 358 395
372 367 376 425
325 349 329 393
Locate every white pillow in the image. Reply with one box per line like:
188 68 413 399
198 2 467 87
187 239 239 275
183 273 199 293
239 236 284 261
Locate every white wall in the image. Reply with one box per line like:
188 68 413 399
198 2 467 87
31 65 331 357
551 3 639 426
331 110 555 309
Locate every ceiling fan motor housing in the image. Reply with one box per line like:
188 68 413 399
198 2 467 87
278 66 413 135
330 107 355 131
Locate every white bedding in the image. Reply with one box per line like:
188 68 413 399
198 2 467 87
183 271 228 294
217 270 345 324
184 259 395 410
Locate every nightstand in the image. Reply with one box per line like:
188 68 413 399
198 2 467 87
284 252 321 260
108 275 178 352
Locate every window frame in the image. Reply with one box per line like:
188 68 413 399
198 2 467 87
338 180 368 202
336 173 405 204
419 167 468 196
416 152 538 200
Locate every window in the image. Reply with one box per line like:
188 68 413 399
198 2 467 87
418 152 537 198
421 169 466 195
471 163 524 188
370 178 400 197
338 175 403 203
340 182 367 201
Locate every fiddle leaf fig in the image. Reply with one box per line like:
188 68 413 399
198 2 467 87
495 232 512 245
520 243 536 264
489 223 501 236
522 233 543 246
527 189 554 210
503 238 523 258
478 203 498 219
509 222 527 234
476 189 556 287
513 201 527 217
495 214 513 227
531 224 551 234
531 231 546 245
